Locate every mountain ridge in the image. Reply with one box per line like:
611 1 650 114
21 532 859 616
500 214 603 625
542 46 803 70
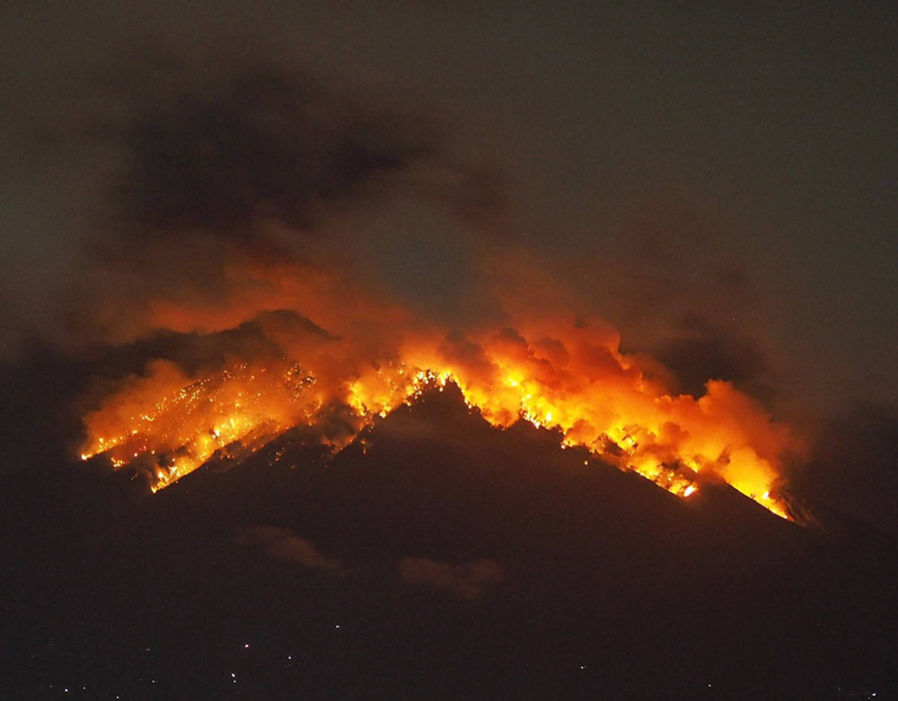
3 384 897 699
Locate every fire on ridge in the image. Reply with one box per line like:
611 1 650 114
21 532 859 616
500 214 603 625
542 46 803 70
79 319 795 519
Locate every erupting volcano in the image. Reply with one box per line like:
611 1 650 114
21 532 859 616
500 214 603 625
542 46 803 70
80 314 795 519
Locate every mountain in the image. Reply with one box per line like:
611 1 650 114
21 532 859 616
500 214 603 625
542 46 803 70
2 384 897 700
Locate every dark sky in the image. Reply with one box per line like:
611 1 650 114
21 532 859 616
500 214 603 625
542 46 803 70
1 1 896 517
2 1 896 412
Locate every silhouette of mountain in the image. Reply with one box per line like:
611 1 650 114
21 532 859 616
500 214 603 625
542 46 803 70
2 384 896 699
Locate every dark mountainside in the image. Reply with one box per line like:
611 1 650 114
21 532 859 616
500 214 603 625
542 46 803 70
1 360 896 700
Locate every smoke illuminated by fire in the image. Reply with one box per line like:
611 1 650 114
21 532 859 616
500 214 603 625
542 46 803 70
61 60 803 522
80 317 795 519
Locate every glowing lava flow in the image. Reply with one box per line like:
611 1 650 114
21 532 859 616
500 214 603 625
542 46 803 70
80 322 795 518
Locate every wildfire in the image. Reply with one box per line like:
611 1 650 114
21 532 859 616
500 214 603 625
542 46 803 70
80 360 320 492
80 318 795 518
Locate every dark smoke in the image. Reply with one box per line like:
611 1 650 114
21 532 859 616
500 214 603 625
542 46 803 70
795 402 898 535
114 64 429 236
652 315 775 401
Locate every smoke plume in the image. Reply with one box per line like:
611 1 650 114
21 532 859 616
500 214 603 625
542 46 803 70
3 51 804 520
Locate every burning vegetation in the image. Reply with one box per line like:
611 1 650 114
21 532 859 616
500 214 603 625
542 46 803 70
69 61 799 521
80 317 795 519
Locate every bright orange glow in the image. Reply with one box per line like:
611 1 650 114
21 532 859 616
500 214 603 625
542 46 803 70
80 319 794 518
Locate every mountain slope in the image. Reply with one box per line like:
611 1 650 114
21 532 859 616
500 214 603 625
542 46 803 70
3 386 897 699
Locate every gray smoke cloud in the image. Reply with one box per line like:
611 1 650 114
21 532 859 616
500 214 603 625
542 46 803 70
237 525 344 573
398 556 505 600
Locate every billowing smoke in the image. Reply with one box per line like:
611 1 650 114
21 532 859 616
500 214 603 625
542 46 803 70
47 55 503 347
7 52 803 518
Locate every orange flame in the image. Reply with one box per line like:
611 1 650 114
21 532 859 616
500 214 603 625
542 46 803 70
80 318 795 518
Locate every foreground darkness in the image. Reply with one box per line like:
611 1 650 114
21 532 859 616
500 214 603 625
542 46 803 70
1 355 896 700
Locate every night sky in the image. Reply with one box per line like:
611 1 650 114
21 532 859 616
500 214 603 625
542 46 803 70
4 2 897 402
1 2 897 699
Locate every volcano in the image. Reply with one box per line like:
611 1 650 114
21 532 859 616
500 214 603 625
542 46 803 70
3 381 896 700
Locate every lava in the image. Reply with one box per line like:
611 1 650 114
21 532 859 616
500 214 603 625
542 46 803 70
80 318 795 518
